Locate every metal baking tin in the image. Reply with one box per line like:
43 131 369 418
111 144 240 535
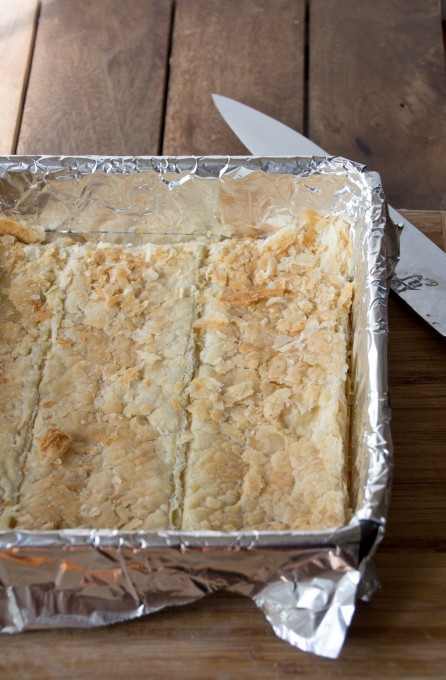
0 156 398 658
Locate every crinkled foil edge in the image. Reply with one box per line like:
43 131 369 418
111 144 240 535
0 156 399 658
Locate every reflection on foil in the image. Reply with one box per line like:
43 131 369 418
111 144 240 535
0 155 398 658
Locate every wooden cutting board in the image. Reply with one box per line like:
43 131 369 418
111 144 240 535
0 210 445 679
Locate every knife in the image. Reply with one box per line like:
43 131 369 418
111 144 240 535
212 94 446 336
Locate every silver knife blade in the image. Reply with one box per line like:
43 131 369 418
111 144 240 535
212 94 446 336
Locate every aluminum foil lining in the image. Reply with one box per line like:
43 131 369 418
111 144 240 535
0 156 399 658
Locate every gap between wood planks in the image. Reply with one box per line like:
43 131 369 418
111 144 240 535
303 0 310 138
9 2 446 157
12 2 41 154
0 0 40 154
158 0 176 155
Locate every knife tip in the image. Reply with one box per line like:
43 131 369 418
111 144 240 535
212 93 233 106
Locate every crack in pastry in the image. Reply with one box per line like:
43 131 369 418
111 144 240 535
0 236 70 528
169 243 209 529
181 212 353 531
12 240 206 530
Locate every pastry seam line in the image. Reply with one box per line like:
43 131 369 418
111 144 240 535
13 248 75 518
175 244 210 531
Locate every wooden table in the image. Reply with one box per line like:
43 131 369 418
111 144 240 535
0 1 445 677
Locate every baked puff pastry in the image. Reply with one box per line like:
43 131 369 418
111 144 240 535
0 210 352 532
183 213 353 531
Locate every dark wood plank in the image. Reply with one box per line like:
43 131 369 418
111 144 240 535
399 208 446 250
309 0 446 210
163 0 306 155
0 0 39 153
17 0 173 155
385 295 446 551
385 210 446 554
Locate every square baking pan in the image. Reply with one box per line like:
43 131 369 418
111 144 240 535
0 155 398 657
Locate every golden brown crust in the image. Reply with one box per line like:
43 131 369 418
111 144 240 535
1 209 352 532
0 218 45 243
12 240 204 530
0 236 69 528
38 428 73 459
182 212 352 531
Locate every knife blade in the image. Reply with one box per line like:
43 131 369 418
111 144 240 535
212 94 446 336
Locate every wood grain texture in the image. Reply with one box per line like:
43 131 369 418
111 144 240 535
17 0 173 155
162 0 306 155
309 0 446 210
385 210 446 556
0 212 445 679
398 208 445 250
0 0 39 154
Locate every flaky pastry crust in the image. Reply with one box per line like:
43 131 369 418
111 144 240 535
0 210 352 532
